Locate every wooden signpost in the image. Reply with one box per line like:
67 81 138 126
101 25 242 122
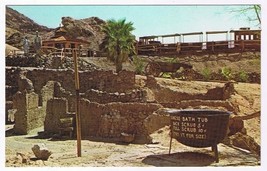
73 49 82 157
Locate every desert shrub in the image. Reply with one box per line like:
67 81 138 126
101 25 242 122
170 58 179 63
133 56 145 74
221 67 232 80
238 70 249 82
201 67 211 81
164 57 179 63
248 58 260 66
161 72 172 79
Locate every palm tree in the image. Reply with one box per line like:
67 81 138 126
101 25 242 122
101 18 136 73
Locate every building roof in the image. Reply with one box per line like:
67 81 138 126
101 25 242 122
180 32 203 36
43 36 89 44
206 31 228 34
140 33 181 40
229 29 261 33
139 35 159 39
161 33 181 38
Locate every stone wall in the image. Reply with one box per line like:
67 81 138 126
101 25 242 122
13 91 43 134
44 98 68 134
6 67 20 101
81 88 145 103
12 81 55 134
27 69 135 94
6 67 137 117
6 67 136 95
6 56 43 67
42 98 166 143
146 76 235 103
79 100 163 143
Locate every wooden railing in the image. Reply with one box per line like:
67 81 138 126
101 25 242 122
41 47 89 59
137 40 261 56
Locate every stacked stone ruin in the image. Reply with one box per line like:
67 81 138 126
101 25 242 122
6 64 242 143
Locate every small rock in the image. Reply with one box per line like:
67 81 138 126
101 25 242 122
157 129 163 134
32 143 52 160
228 116 244 135
16 152 29 164
35 159 44 166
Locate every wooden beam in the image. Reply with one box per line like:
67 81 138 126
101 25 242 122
181 32 203 36
206 31 228 34
73 49 82 157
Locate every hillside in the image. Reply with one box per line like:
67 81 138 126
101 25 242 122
6 7 106 51
6 7 52 48
58 16 106 50
6 7 52 33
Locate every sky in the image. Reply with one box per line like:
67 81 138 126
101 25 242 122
8 5 260 42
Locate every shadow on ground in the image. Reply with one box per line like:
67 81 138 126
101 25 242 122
142 151 215 166
5 128 15 137
5 124 19 137
23 132 132 145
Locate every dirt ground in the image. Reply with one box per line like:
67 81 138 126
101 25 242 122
5 124 260 167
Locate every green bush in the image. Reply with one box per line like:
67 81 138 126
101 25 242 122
221 67 232 80
161 72 172 78
169 58 179 63
201 67 211 81
238 70 249 82
133 56 145 74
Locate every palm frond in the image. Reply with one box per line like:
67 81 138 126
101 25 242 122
100 18 136 72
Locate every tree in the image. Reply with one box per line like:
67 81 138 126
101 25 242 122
230 5 261 27
253 5 261 25
101 18 136 73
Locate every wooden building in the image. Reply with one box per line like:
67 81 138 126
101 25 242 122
230 27 261 41
230 28 261 51
42 26 89 49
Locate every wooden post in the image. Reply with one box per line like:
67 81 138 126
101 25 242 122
169 120 173 155
73 49 82 157
241 40 245 52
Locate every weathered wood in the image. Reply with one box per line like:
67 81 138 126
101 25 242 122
73 49 82 157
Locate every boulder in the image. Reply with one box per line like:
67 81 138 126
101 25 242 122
228 116 245 135
229 132 260 156
32 143 52 160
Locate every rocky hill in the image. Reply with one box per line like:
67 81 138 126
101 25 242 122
59 16 106 50
6 7 106 51
6 7 52 48
6 7 52 34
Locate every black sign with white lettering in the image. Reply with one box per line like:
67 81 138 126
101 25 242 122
171 115 208 140
168 109 231 148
